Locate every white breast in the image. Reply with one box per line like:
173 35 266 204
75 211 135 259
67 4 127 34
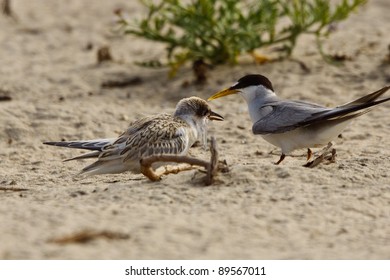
261 119 353 154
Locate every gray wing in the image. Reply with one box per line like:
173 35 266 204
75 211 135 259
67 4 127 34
252 101 327 134
253 87 390 134
98 114 190 162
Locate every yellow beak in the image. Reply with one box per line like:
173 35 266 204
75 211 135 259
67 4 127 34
207 88 239 101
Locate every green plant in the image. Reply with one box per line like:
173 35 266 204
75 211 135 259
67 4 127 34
117 0 366 75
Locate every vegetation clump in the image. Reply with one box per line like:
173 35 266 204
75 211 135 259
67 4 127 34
117 0 366 74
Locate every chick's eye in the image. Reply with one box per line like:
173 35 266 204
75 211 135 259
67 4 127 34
197 107 208 117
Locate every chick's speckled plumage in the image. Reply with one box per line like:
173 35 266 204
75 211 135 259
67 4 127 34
103 114 193 162
44 96 223 176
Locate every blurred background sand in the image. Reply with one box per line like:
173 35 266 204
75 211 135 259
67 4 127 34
0 0 389 259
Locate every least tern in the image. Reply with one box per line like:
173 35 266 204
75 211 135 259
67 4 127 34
44 96 223 181
208 74 390 165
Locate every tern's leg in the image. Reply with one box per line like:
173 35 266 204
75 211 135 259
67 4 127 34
307 148 313 161
275 154 286 165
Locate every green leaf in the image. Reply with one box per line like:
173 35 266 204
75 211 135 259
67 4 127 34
118 0 367 75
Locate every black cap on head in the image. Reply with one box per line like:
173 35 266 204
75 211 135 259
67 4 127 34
230 74 274 91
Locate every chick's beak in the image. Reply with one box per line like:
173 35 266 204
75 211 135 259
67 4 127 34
208 110 224 121
207 88 239 101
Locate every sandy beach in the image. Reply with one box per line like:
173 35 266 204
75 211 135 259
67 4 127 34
0 0 389 259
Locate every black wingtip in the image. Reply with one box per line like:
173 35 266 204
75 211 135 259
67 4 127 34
43 139 111 151
43 141 59 146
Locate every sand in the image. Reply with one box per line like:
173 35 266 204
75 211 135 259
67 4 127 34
0 0 389 259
